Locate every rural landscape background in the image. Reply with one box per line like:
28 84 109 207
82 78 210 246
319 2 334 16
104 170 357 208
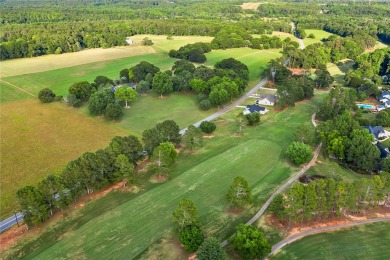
0 0 389 259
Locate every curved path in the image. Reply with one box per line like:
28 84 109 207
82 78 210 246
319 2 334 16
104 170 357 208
180 77 268 134
221 114 322 246
270 216 390 255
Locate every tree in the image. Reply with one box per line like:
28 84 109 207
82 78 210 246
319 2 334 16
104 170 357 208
209 86 229 107
172 198 200 231
150 142 177 176
38 88 56 103
308 33 315 39
199 121 216 134
68 81 93 101
183 125 203 150
197 237 225 260
104 103 123 121
293 124 315 145
142 127 162 154
114 87 138 108
130 61 160 83
190 78 208 94
172 59 196 75
179 226 204 252
66 93 81 108
105 135 143 164
199 99 212 111
141 37 153 46
226 176 252 207
156 120 181 144
137 80 150 94
245 112 260 125
152 72 173 97
16 186 48 226
231 224 271 260
88 91 115 116
315 68 334 88
119 68 129 82
94 75 114 88
114 154 135 186
346 129 380 173
286 142 312 165
269 194 286 220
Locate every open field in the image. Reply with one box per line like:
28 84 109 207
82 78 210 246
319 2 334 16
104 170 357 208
80 93 217 134
241 2 265 10
327 59 354 85
130 35 213 53
0 100 127 219
0 35 213 78
0 46 156 78
271 31 297 41
303 30 334 46
205 48 282 85
0 53 175 99
365 41 389 53
271 221 390 260
0 80 35 103
7 84 321 259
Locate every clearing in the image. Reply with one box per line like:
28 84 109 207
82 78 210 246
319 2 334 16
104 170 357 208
271 221 390 260
241 2 265 10
326 59 354 85
0 100 127 219
303 30 334 46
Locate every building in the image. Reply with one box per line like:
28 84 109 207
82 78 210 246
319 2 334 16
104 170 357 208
125 38 133 45
243 105 268 115
255 94 276 106
364 126 390 143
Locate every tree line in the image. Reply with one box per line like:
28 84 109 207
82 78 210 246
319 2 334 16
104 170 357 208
16 117 217 227
271 172 390 227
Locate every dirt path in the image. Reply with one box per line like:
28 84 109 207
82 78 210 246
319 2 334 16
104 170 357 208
0 79 35 97
270 216 390 255
221 113 321 246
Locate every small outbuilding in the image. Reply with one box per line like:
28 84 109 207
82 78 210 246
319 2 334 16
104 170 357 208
243 105 268 115
125 38 133 45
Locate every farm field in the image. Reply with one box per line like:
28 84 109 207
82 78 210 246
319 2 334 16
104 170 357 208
271 221 390 260
8 86 320 259
0 80 35 103
303 30 334 46
0 100 127 219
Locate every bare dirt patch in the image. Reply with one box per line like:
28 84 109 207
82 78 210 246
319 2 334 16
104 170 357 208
149 175 169 183
241 2 263 10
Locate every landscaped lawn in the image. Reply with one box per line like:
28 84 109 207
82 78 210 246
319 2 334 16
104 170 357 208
0 100 127 219
271 221 390 260
6 84 321 259
303 30 334 46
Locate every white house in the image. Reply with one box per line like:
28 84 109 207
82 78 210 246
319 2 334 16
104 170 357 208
243 105 268 115
255 94 276 106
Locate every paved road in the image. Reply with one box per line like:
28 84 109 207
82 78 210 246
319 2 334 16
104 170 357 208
0 213 23 232
270 216 390 255
290 22 305 50
180 77 269 134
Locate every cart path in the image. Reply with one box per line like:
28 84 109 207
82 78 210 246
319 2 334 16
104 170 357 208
0 79 35 97
270 216 390 255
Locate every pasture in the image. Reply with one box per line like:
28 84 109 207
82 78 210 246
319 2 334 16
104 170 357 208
8 85 320 259
303 30 334 46
0 100 127 219
271 221 390 260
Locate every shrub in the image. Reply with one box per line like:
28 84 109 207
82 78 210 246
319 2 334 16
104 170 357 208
179 226 204 252
197 237 225 260
245 112 260 125
197 93 208 103
308 33 315 39
38 88 56 103
55 95 63 102
231 224 271 259
67 94 81 107
199 121 216 134
286 142 312 165
199 99 212 110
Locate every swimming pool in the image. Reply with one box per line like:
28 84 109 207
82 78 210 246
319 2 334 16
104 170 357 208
357 104 375 109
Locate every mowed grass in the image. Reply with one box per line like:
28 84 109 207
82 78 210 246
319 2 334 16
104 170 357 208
271 221 390 260
327 59 354 85
0 46 156 78
0 80 34 103
0 100 127 218
303 30 334 46
21 140 282 259
205 48 282 85
11 89 320 259
1 53 175 98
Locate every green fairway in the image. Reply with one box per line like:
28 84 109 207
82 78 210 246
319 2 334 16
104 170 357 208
22 140 282 259
303 30 335 46
271 221 390 260
205 48 282 85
